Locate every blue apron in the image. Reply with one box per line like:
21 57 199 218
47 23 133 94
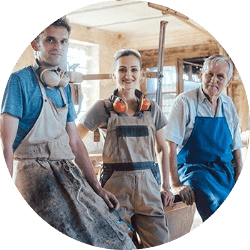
177 90 235 221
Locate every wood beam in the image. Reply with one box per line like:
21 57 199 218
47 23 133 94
79 72 158 81
148 2 213 38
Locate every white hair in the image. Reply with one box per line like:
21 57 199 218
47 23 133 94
202 54 234 80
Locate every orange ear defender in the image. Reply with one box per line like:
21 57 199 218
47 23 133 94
112 90 150 113
113 97 128 113
138 95 151 112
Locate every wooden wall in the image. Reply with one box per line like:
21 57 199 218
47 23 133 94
140 42 249 132
11 23 249 132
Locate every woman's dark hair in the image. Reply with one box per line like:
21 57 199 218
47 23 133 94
112 48 142 71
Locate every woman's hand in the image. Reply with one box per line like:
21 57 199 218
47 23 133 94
161 189 175 207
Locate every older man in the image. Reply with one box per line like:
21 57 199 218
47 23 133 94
1 17 135 249
165 54 243 221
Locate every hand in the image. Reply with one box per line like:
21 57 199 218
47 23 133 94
97 188 120 210
173 184 195 206
161 189 175 207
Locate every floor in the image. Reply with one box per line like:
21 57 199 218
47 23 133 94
191 209 203 231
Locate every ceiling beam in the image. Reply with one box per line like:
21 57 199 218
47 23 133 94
87 16 164 29
148 2 214 38
148 2 189 20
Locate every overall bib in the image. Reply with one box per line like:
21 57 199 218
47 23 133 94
177 90 235 221
100 104 169 248
13 76 135 249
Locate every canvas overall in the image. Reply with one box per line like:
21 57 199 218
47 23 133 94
177 89 235 221
13 76 136 249
100 107 170 248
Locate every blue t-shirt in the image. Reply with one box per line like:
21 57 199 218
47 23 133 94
1 66 77 150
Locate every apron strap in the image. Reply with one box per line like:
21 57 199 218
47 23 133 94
196 88 199 116
58 87 68 106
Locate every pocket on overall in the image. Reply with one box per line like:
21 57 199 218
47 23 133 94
150 163 161 186
100 167 114 187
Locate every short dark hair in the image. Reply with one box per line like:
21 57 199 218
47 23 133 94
35 16 71 42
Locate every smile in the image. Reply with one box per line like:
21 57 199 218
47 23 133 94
123 80 134 83
51 53 62 56
207 85 218 90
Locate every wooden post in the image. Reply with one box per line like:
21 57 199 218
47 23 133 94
156 20 168 107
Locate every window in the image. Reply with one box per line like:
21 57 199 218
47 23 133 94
146 66 177 118
183 62 202 92
67 39 99 120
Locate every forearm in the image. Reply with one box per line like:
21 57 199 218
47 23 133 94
155 129 171 190
156 147 171 190
67 122 119 209
2 144 14 177
232 149 243 182
0 113 19 177
77 123 90 139
167 140 181 187
73 140 102 193
67 122 102 193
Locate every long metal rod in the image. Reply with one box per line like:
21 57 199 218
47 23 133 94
156 20 168 106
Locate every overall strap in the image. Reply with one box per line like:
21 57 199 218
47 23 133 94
103 99 117 117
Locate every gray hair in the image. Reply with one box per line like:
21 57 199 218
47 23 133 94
202 54 234 80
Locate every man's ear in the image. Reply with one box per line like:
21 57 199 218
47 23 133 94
225 72 233 87
31 39 39 51
226 78 232 87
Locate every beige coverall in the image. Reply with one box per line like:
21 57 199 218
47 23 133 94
101 107 170 248
12 77 136 249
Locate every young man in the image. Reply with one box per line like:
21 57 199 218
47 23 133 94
1 17 135 249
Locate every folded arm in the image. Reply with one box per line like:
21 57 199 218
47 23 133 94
232 149 243 182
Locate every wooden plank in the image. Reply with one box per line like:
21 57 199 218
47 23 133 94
81 74 111 80
145 71 158 78
80 72 158 81
148 3 189 20
148 2 213 38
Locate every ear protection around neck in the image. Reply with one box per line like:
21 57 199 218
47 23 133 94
39 67 69 88
112 90 150 113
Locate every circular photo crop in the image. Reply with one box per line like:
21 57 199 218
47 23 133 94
0 1 249 250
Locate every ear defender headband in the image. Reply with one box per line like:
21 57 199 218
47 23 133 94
39 67 69 88
112 90 151 113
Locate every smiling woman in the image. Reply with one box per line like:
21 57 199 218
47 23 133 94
77 48 174 248
114 55 141 93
